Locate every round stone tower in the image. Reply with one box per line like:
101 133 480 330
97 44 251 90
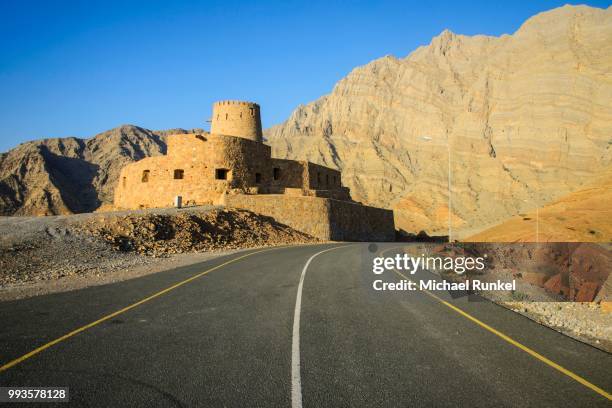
210 100 263 142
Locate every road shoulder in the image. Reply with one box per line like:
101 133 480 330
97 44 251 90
0 243 325 302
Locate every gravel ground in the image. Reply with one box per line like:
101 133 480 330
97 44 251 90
0 218 155 286
501 301 612 352
407 243 612 352
0 206 316 300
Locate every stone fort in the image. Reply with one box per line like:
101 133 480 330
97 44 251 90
114 101 394 241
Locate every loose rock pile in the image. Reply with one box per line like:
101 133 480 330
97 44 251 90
76 209 315 256
0 208 315 287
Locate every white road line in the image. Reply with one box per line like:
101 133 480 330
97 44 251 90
291 245 347 408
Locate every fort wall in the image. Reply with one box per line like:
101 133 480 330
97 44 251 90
305 162 342 190
327 199 395 241
222 194 394 241
114 131 350 209
268 158 306 191
113 100 395 242
114 133 271 208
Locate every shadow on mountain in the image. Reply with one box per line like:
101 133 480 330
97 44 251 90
40 146 101 212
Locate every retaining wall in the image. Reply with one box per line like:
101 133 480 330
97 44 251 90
222 194 395 241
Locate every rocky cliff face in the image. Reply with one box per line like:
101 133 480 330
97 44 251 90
266 5 612 236
0 126 202 216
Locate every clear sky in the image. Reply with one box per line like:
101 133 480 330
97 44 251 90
0 0 609 152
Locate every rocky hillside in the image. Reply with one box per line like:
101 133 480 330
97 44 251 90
266 5 612 237
0 126 202 216
465 170 612 242
0 207 314 287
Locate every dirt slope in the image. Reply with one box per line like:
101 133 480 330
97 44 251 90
465 172 612 242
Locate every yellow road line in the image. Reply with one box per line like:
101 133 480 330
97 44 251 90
0 244 311 373
389 261 611 401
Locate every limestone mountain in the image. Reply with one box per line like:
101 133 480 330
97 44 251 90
266 5 612 237
0 126 202 216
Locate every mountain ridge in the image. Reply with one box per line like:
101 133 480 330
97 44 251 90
0 126 203 216
265 4 612 236
1 5 610 242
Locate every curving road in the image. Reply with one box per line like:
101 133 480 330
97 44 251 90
0 244 610 407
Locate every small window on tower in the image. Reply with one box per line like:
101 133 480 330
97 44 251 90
250 107 254 116
141 170 150 182
216 168 229 180
255 173 262 184
174 169 184 179
273 167 281 180
225 113 228 120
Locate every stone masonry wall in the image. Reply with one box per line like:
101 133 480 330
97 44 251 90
114 133 271 209
222 194 331 239
268 158 306 192
114 132 354 210
305 162 342 190
327 199 395 241
223 194 395 241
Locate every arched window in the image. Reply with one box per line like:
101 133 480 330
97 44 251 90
273 167 280 180
174 169 184 179
141 170 150 182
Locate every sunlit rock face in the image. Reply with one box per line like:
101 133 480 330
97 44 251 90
266 5 612 236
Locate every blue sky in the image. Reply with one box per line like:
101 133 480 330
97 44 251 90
0 0 609 152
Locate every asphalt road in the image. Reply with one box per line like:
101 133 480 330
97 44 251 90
0 243 610 407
